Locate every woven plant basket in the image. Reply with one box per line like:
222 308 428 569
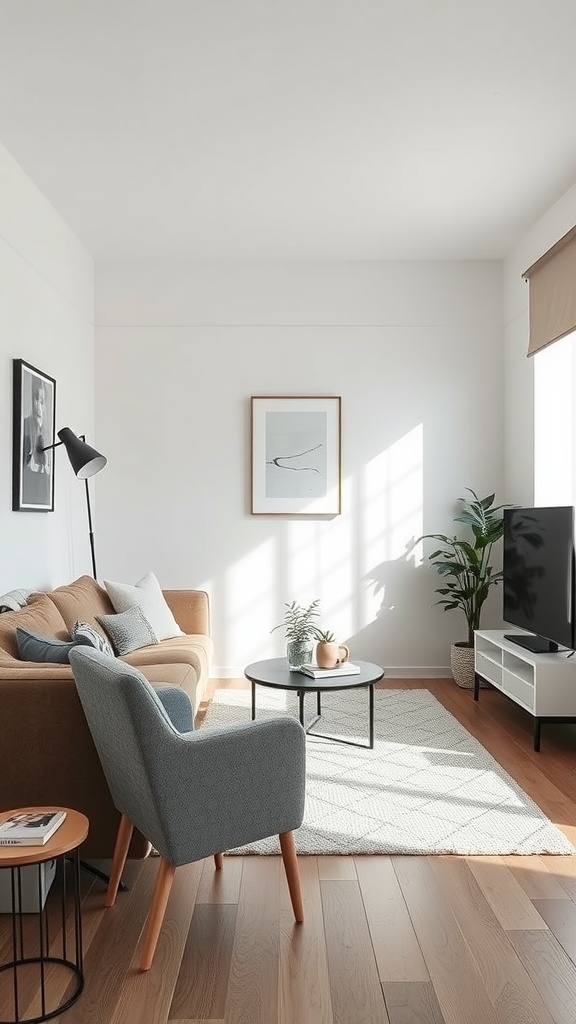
450 641 488 689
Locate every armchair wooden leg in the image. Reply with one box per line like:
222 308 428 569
214 852 224 869
140 857 176 971
105 814 134 908
279 830 303 923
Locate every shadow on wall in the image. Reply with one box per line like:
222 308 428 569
352 539 438 669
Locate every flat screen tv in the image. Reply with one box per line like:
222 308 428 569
503 506 575 653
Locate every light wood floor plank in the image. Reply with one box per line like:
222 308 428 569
507 856 569 899
431 856 556 1024
317 856 357 880
393 856 501 1024
382 981 447 1024
322 879 390 1024
108 859 203 1024
224 856 280 1024
533 898 576 965
170 904 237 1019
508 928 576 1024
196 855 243 905
279 856 333 1024
539 855 576 902
355 855 429 983
466 856 548 930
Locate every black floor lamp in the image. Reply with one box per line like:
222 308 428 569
42 427 107 579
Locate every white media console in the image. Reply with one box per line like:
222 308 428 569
474 629 576 751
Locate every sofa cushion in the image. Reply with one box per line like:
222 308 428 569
0 594 69 660
16 627 80 664
103 572 183 641
73 621 114 658
96 606 159 656
47 576 115 635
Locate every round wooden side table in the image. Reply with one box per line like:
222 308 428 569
0 807 89 1024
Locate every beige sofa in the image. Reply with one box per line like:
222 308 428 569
0 575 212 858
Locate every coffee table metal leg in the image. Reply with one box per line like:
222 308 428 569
369 683 374 748
251 681 256 720
317 690 321 716
299 690 305 726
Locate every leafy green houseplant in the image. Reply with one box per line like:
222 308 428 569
420 489 506 687
272 599 321 669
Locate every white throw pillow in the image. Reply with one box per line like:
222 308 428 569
103 572 183 641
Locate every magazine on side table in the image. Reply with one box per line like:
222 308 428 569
0 810 67 846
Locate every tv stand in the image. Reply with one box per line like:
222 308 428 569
474 629 576 751
503 633 560 654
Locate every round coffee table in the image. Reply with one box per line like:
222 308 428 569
244 658 385 749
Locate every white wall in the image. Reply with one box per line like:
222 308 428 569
96 260 503 676
503 182 576 504
0 143 95 590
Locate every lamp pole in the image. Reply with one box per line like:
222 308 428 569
41 429 106 581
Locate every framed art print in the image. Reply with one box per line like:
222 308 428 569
12 359 56 512
251 395 341 515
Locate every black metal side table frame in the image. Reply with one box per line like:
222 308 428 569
0 851 84 1024
0 808 88 1024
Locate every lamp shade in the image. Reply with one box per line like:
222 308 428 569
57 428 107 479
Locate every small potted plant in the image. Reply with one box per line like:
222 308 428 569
419 488 506 688
312 628 350 669
272 599 320 669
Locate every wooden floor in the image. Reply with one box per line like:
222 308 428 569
4 677 576 1024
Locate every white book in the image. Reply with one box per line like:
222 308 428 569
0 810 66 846
299 662 361 679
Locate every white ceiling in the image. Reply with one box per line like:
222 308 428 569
1 0 576 261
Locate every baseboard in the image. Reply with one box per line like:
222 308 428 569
211 665 452 680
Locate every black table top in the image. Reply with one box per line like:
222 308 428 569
244 657 385 692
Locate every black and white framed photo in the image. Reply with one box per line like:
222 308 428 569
251 395 341 515
12 359 56 512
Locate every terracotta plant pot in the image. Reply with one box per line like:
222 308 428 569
316 641 350 669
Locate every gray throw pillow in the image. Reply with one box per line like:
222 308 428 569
73 620 115 658
96 605 159 656
16 627 80 664
103 572 183 641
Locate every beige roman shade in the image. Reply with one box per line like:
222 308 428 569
523 226 576 357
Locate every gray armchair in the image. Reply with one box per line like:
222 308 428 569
69 647 306 970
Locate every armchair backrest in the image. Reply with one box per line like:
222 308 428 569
69 647 181 853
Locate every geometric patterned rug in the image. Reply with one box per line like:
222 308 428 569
201 688 574 856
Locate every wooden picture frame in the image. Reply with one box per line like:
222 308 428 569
251 395 341 515
12 359 56 512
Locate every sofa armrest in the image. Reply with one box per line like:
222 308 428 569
162 590 210 636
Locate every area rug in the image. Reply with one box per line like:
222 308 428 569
201 688 574 856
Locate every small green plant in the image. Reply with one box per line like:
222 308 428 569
271 599 321 643
419 488 506 647
312 628 336 643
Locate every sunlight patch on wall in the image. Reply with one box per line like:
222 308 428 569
224 538 276 666
361 425 424 625
285 514 353 634
534 334 576 506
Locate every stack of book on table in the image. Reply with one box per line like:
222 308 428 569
0 810 67 846
299 662 361 679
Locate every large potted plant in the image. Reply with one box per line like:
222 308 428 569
420 489 506 688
